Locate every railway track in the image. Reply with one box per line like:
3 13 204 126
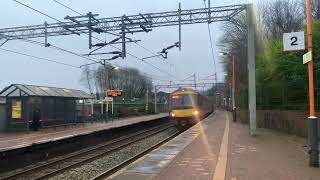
0 122 176 180
91 126 180 180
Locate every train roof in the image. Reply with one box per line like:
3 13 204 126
171 88 198 95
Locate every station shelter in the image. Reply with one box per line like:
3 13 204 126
0 84 93 131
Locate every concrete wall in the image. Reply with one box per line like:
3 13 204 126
0 104 7 132
257 110 320 138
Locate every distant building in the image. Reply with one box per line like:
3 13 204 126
0 84 93 132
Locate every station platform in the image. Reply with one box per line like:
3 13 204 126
0 113 168 152
110 111 320 180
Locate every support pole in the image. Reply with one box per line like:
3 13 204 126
178 3 182 51
306 0 319 167
121 16 126 58
112 100 114 115
145 79 149 113
247 4 256 136
91 99 94 116
229 83 232 111
232 55 236 122
106 81 109 115
44 21 48 47
81 99 85 123
104 61 109 120
215 83 218 108
146 89 149 113
101 100 103 115
194 73 197 90
208 0 211 23
88 12 92 49
154 86 158 114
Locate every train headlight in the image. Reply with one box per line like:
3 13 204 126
171 112 176 117
193 110 199 115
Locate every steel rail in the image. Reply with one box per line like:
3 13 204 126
91 126 180 180
0 122 174 180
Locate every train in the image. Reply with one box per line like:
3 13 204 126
169 88 213 127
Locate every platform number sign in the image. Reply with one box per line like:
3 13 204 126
283 32 305 51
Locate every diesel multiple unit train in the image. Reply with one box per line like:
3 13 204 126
169 88 213 126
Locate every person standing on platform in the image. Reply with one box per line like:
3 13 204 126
32 108 41 131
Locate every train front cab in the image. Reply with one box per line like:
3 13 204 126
169 90 201 127
170 108 201 126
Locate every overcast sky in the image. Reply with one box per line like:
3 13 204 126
0 0 249 92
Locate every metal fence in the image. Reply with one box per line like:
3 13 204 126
232 79 318 124
85 102 168 120
256 80 316 111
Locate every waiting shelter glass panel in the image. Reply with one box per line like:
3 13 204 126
15 85 37 96
38 87 62 97
25 86 49 96
51 88 73 97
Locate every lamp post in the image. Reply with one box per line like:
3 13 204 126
102 60 119 116
154 84 158 114
219 52 236 122
80 54 120 119
232 54 236 122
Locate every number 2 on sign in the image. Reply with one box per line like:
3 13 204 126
283 31 305 51
291 36 298 46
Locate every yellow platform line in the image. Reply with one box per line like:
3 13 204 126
213 112 230 180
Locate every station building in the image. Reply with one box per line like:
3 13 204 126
0 84 93 132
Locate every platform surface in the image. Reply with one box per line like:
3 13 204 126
0 113 168 152
110 111 320 180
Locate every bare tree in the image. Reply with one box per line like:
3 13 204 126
313 0 320 19
301 0 320 20
262 0 304 39
80 65 93 95
222 0 304 83
219 12 248 94
81 65 152 99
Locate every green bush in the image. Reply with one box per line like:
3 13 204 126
256 20 320 111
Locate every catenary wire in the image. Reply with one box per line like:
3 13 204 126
51 0 180 80
13 0 180 81
51 0 173 66
0 47 81 69
3 34 100 64
53 0 83 16
203 0 218 83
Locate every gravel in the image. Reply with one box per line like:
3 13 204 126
49 127 179 180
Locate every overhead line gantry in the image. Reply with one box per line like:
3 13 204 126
0 5 246 42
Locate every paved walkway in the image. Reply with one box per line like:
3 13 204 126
226 117 320 180
110 111 320 180
110 111 225 180
154 112 226 180
0 113 168 152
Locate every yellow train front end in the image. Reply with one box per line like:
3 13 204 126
169 89 201 126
